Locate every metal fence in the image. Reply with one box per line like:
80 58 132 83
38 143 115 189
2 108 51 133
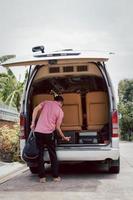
0 103 19 122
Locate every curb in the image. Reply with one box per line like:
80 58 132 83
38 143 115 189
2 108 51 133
0 162 28 184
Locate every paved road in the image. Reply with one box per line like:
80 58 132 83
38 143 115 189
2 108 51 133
0 141 133 200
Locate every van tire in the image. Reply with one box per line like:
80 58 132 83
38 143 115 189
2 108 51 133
29 167 38 174
108 158 120 174
109 166 120 173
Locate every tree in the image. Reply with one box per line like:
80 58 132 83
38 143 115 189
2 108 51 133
118 79 133 140
0 68 24 111
0 55 15 64
0 55 26 112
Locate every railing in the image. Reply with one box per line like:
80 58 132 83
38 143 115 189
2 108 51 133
0 103 19 122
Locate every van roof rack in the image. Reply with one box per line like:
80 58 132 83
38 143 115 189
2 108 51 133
34 52 80 58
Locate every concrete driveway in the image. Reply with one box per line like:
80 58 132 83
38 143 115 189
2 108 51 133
0 141 133 200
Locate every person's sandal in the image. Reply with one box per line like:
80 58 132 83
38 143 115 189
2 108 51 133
39 177 46 183
53 177 61 182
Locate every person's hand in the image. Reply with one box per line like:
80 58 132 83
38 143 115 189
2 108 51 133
30 122 35 130
63 136 71 142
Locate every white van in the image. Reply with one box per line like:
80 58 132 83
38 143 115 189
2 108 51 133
3 47 120 174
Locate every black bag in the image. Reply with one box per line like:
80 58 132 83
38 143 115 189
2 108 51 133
22 131 39 162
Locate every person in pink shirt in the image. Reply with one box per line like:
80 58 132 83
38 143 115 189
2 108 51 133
30 96 70 183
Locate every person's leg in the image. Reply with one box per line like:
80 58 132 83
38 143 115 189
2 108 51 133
46 133 59 178
35 132 46 178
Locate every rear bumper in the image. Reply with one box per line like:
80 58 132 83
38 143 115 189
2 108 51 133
20 139 119 164
44 147 120 161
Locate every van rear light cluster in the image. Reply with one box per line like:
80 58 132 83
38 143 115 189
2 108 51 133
112 110 119 138
20 113 26 139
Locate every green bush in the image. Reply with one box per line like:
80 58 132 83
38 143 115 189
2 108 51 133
0 124 20 162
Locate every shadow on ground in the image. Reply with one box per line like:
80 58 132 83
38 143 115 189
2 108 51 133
0 162 118 192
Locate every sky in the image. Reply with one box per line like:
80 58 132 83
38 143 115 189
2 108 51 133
0 0 133 101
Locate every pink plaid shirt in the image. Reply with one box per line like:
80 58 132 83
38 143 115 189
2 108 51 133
35 101 64 134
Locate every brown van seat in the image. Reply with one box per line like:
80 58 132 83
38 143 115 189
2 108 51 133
33 93 82 131
86 92 108 130
33 94 53 107
61 93 82 131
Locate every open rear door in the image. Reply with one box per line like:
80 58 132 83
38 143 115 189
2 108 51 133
2 51 109 68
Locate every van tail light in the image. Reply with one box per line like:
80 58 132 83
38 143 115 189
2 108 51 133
112 110 119 138
20 113 26 139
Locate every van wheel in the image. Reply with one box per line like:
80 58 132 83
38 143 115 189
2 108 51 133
29 167 38 174
108 158 120 174
109 166 120 173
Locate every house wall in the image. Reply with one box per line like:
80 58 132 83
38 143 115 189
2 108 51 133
0 103 19 128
